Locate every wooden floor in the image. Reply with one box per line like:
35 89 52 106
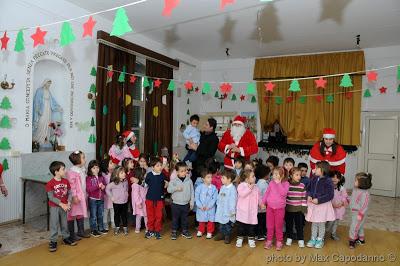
1 224 399 266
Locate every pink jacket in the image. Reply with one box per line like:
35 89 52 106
212 174 222 191
131 183 148 217
67 170 88 217
236 182 260 225
332 187 349 220
102 173 113 209
262 180 289 210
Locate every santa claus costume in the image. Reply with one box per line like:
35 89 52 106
122 130 140 161
309 128 347 174
218 116 258 169
108 135 132 165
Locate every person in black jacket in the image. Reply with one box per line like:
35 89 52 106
190 118 219 179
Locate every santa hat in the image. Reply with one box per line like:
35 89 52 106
232 115 247 125
122 130 135 141
110 156 120 165
323 128 336 139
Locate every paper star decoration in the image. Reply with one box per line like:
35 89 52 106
366 71 378 82
263 96 270 103
129 75 136 84
223 93 228 99
240 94 245 101
264 82 276 92
379 86 387 94
220 83 232 94
316 95 323 102
184 81 193 90
83 16 96 38
31 27 47 48
1 31 10 50
220 0 235 10
315 77 327 89
162 0 180 16
286 96 293 103
154 79 162 88
345 92 353 99
195 87 200 93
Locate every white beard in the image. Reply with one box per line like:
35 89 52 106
231 125 245 144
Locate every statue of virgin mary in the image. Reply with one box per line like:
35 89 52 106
32 79 63 144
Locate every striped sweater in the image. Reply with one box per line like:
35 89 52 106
286 180 307 213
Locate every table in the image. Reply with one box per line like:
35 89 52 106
21 174 53 230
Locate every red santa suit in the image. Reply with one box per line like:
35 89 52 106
218 116 258 169
309 128 347 174
122 130 140 161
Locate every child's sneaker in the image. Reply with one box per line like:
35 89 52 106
248 238 256 248
123 227 128 236
154 232 162 240
264 240 273 250
206 233 212 239
356 238 365 245
298 240 305 248
314 238 324 249
331 233 340 241
171 231 178 240
349 240 356 249
196 231 203 237
145 231 154 239
182 231 193 239
135 229 140 234
276 241 283 251
307 239 316 248
49 241 57 252
63 238 77 246
286 238 292 246
114 227 120 235
236 237 243 248
256 235 265 241
91 230 101 237
100 230 108 235
224 235 231 244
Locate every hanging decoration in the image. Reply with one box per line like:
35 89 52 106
162 0 180 16
345 92 353 99
326 94 334 103
231 94 237 101
106 65 114 83
88 134 96 143
251 95 257 103
264 82 276 92
129 75 137 84
246 82 256 94
90 117 95 127
220 0 235 10
14 30 25 52
289 80 301 92
118 66 126 82
0 137 11 150
214 91 220 98
0 96 12 110
340 74 353 87
31 27 47 48
154 79 162 88
60 22 76 47
110 8 133 37
299 96 306 104
90 67 97 76
1 75 15 90
363 89 372 98
202 83 212 94
102 105 108 115
379 86 387 94
184 81 193 91
0 115 12 129
2 159 9 171
125 94 132 106
240 94 245 101
366 71 378 82
1 31 10 50
220 83 232 94
83 16 97 38
167 80 175 91
315 95 323 103
143 77 151 88
153 106 159 118
314 77 327 89
275 96 283 105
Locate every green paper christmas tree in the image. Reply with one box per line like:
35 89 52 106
2 158 9 171
88 134 96 144
110 8 133 37
90 100 96 110
298 96 307 104
289 80 301 92
90 67 97 76
275 96 283 105
186 119 189 125
340 74 353 87
143 77 150 88
103 105 108 115
231 94 237 101
364 89 372 98
202 83 212 94
167 80 175 91
246 83 256 94
118 66 126 82
60 22 76 47
14 30 25 52
326 94 334 103
214 91 220 98
187 98 190 104
0 138 11 150
187 109 190 115
0 96 12 110
251 96 257 103
90 117 95 127
89 84 96 94
0 115 12 129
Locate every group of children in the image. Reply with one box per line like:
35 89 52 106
46 151 372 252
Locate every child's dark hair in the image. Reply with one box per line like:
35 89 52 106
244 160 253 169
355 172 372 190
100 158 111 175
49 161 65 176
190 114 200 122
111 166 125 184
149 156 162 167
315 161 330 176
122 158 134 173
222 169 236 182
134 168 146 184
254 164 270 180
87 160 100 176
175 161 188 172
69 150 83 165
283 157 295 165
252 158 263 168
234 156 245 166
239 169 254 183
329 170 345 190
298 162 308 169
138 153 148 162
201 168 213 178
266 155 279 167
207 159 220 174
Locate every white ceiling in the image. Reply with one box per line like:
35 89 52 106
66 0 400 61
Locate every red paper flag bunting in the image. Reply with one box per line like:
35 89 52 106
223 93 228 99
379 86 387 94
220 83 232 94
220 0 235 10
240 94 245 101
316 95 323 102
286 96 293 103
83 16 97 38
184 81 193 90
129 75 136 84
107 70 114 78
314 77 327 89
162 0 180 16
263 96 270 103
367 71 378 82
31 27 47 48
264 82 276 92
194 87 200 93
154 79 162 88
1 31 10 50
345 92 353 99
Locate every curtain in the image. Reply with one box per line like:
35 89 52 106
254 51 364 145
96 43 135 159
144 60 173 156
